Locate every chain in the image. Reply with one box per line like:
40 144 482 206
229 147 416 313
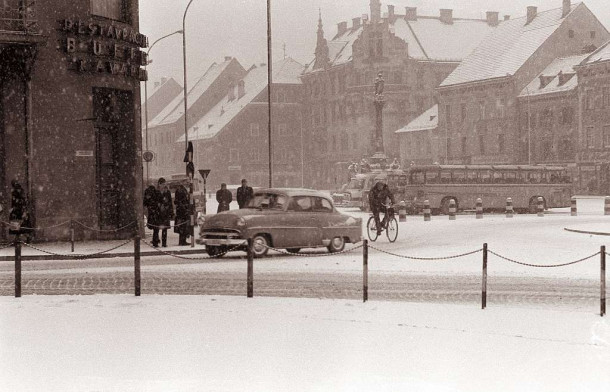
19 239 133 259
367 244 483 260
145 221 188 229
72 220 136 233
488 249 600 267
0 219 71 231
140 238 247 260
0 242 15 250
261 242 365 257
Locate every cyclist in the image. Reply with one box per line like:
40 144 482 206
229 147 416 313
368 181 395 236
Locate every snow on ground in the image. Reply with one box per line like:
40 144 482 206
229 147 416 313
1 198 609 391
1 295 609 392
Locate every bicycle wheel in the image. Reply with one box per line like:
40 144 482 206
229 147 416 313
386 217 398 243
366 216 379 242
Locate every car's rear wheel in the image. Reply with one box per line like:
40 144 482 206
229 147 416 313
206 245 224 258
286 248 301 254
251 234 270 257
327 236 345 253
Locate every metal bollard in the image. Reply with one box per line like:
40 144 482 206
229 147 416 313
363 239 368 303
605 196 610 216
537 196 544 217
506 197 514 218
570 197 577 216
70 220 75 253
448 199 456 220
247 238 254 298
15 237 21 298
134 236 141 296
423 200 431 222
398 201 407 222
476 198 483 219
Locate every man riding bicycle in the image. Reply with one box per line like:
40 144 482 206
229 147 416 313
368 181 395 235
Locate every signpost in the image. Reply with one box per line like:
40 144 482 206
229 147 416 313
199 169 211 215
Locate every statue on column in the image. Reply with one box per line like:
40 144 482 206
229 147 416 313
374 72 384 96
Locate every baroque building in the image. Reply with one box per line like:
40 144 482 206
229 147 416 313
1 0 147 241
301 0 499 189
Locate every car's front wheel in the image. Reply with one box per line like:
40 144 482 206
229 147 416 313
327 236 345 253
251 234 270 257
206 245 225 258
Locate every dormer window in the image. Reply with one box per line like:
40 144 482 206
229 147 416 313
91 0 128 23
568 29 575 38
591 31 596 39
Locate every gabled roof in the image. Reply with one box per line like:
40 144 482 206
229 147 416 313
304 12 497 73
581 39 610 65
519 54 587 98
396 105 438 134
178 57 304 143
440 3 581 87
148 58 236 128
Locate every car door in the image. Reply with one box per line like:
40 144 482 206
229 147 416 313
311 196 341 245
279 196 321 248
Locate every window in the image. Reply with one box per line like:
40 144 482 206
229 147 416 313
591 31 596 39
312 197 333 212
277 123 288 137
586 126 595 148
498 134 505 153
560 107 573 124
229 148 239 162
586 90 595 110
604 87 610 107
604 125 610 148
445 104 452 125
568 29 575 38
478 134 485 155
460 103 467 122
251 148 262 162
288 196 312 212
479 101 486 120
461 136 467 155
91 0 126 21
446 137 452 159
250 123 260 137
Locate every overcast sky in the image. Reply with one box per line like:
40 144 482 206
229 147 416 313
139 0 610 87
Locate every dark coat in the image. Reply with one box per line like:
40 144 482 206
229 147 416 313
368 182 395 211
173 185 190 235
146 187 174 229
236 185 253 208
9 182 32 235
216 188 232 213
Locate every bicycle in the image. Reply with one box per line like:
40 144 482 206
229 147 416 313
366 203 398 243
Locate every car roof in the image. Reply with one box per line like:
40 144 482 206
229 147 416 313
253 187 331 198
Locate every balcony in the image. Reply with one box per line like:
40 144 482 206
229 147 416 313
1 0 40 42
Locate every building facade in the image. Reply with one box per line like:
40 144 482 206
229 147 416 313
436 1 609 169
1 0 147 241
301 1 499 189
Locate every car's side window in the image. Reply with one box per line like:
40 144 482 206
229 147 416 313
288 196 312 212
312 197 333 212
270 195 287 210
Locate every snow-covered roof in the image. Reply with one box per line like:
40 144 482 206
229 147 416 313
440 3 581 87
396 105 438 134
148 59 235 128
581 39 610 65
304 12 497 73
519 54 587 98
178 57 304 143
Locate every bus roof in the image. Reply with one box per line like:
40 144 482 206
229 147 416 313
408 164 566 172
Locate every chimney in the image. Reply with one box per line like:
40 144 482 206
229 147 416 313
337 21 347 35
562 0 571 18
388 5 395 21
538 75 554 89
440 9 453 25
486 11 499 26
352 17 361 29
237 80 245 99
504 15 511 21
405 7 417 21
526 6 537 25
224 56 232 61
370 0 381 22
362 14 369 23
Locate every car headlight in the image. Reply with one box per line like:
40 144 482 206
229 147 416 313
236 217 246 227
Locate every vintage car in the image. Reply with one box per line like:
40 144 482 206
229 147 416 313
197 188 363 257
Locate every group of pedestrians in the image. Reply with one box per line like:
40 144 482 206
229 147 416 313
215 178 253 212
144 177 191 247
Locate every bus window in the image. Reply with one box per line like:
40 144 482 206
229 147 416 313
492 171 503 183
453 171 466 183
479 170 492 184
504 172 517 183
466 170 478 183
426 171 440 184
347 178 364 190
410 171 425 184
440 171 452 184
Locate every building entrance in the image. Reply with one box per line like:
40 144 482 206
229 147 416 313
93 88 136 230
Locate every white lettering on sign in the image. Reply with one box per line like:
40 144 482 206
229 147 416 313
75 150 94 157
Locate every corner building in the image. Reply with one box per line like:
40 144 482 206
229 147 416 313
1 0 147 241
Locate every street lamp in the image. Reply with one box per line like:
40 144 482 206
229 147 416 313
143 29 183 185
183 0 197 247
267 0 273 187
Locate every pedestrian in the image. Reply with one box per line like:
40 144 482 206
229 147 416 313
143 183 156 224
236 178 253 209
216 183 232 212
148 178 173 247
8 179 33 242
173 184 190 246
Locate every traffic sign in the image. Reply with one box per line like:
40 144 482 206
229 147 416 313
198 169 211 180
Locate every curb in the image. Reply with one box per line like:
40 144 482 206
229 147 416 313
0 247 208 262
563 227 610 236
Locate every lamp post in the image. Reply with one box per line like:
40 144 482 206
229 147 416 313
525 85 532 165
267 0 273 187
143 30 183 185
183 0 197 247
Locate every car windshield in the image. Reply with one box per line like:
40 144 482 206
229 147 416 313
246 193 288 210
347 179 364 190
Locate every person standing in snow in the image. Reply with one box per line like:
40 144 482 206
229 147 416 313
148 178 173 247
236 178 253 209
216 183 232 213
8 179 33 242
173 184 190 246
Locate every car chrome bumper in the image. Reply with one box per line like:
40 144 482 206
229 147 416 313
197 238 245 246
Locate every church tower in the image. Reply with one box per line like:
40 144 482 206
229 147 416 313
370 0 381 22
313 9 330 70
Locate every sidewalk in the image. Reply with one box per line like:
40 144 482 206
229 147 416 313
0 229 207 261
